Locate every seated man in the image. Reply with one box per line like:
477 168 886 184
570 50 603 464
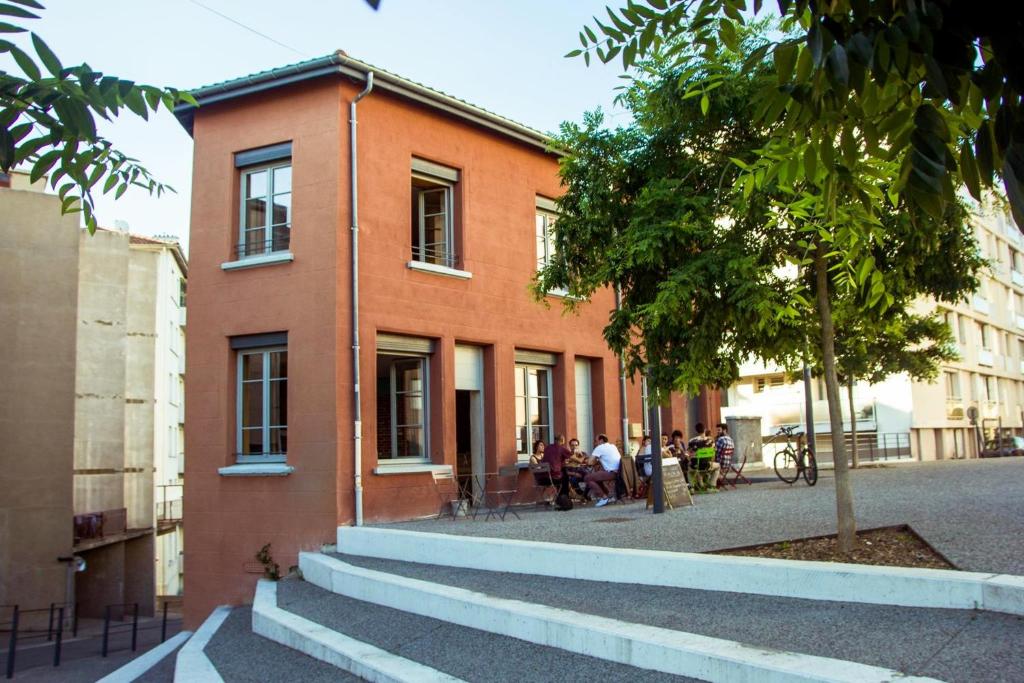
714 423 734 487
585 434 622 507
541 434 572 497
688 422 720 490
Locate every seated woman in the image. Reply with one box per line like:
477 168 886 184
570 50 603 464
529 439 545 466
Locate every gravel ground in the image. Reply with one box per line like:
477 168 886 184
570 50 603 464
381 459 1024 575
204 606 362 683
337 555 1024 683
277 578 698 683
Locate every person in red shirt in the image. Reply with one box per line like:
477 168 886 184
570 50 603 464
542 434 572 496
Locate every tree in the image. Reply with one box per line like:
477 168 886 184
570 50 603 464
0 0 195 230
544 20 983 551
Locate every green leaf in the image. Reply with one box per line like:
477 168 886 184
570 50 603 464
773 42 797 84
30 148 60 183
9 43 38 80
807 21 823 67
700 93 710 115
803 146 817 180
0 3 38 19
30 32 62 76
827 44 849 89
585 25 597 43
975 121 995 184
0 20 25 32
959 142 982 201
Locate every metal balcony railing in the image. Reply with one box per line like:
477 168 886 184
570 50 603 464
412 242 459 270
73 508 126 545
234 233 290 259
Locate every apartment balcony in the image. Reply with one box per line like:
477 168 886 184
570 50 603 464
1017 315 1024 331
946 400 965 420
178 305 186 327
156 484 183 532
1013 270 1024 288
71 508 149 551
982 400 1001 419
972 295 991 315
978 348 995 367
178 350 185 375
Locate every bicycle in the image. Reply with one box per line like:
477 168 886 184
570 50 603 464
771 425 818 486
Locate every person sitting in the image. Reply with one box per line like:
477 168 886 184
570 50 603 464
585 434 622 507
541 434 572 497
529 439 545 466
713 423 734 488
688 422 719 490
565 437 590 497
667 429 688 481
635 434 653 482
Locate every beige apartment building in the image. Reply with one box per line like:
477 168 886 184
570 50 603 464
724 199 1023 463
0 171 186 620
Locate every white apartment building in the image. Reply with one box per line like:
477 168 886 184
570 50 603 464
724 200 1023 465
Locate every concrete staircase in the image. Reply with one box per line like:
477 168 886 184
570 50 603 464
142 526 1024 682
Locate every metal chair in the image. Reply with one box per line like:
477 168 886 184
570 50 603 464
485 465 521 521
528 462 558 507
724 447 752 487
431 469 467 520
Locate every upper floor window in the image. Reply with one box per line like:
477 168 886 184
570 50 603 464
536 196 558 270
411 158 459 269
234 142 292 260
232 332 288 463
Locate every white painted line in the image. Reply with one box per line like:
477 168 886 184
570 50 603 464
252 579 464 683
302 552 941 683
174 605 230 683
96 630 192 683
338 526 1024 615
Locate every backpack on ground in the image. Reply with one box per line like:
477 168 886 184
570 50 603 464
554 493 573 511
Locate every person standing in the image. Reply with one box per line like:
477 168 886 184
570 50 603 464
585 434 622 507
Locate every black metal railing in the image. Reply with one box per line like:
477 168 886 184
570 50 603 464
809 432 912 464
101 603 138 658
2 603 74 678
234 234 290 259
155 484 183 525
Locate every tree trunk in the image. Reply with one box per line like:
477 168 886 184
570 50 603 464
814 239 857 552
848 379 859 468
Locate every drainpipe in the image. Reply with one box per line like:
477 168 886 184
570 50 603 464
351 71 374 527
615 286 630 454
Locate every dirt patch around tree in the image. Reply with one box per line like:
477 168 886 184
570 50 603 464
715 525 956 569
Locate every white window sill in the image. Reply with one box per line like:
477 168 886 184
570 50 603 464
218 463 294 477
373 463 452 475
546 287 570 298
406 260 472 280
221 251 294 271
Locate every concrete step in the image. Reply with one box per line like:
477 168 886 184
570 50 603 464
333 553 1024 683
266 576 699 683
300 551 942 683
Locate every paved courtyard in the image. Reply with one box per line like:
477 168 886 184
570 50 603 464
382 458 1024 575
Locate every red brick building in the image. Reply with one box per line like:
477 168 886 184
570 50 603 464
175 52 719 625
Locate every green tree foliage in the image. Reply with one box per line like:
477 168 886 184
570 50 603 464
571 0 1024 229
0 0 195 231
544 20 983 549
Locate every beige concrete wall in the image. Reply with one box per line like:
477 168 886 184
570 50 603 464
125 248 158 530
0 187 79 609
74 230 129 515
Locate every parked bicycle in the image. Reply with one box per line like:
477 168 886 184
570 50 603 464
771 425 818 486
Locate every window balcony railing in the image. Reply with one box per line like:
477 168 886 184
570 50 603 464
156 484 183 528
235 234 290 259
73 508 127 545
946 400 965 420
972 295 991 315
412 243 460 270
978 348 995 367
1013 270 1024 288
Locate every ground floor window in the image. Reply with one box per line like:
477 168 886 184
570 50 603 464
515 363 552 460
377 354 428 461
236 345 287 462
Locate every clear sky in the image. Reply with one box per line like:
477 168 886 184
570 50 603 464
11 0 632 252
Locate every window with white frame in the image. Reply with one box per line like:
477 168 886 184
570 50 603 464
233 335 287 463
944 371 961 400
411 158 458 268
535 196 558 270
376 354 429 460
514 361 553 460
234 142 292 259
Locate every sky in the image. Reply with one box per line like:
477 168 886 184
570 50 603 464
8 0 633 252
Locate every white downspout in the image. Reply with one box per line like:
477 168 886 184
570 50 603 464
351 72 374 527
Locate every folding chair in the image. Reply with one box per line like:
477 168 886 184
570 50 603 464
485 465 521 521
691 447 718 493
432 469 468 520
724 448 752 487
528 462 558 507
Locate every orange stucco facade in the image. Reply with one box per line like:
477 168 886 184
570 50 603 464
182 67 719 626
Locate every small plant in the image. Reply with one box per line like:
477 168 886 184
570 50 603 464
255 543 280 580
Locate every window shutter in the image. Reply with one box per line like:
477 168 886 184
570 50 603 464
230 332 287 349
515 349 557 366
235 142 292 168
377 333 435 354
535 195 558 213
412 158 459 182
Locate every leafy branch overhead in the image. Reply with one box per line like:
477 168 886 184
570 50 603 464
570 0 1024 231
0 0 195 231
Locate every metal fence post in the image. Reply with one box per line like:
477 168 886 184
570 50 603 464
53 607 64 667
101 605 110 658
131 603 139 652
6 606 18 680
161 601 168 643
47 602 55 641
72 603 78 638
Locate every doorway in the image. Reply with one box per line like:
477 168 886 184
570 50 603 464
455 389 484 506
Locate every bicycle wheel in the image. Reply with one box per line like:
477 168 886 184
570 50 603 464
774 448 800 483
802 450 818 486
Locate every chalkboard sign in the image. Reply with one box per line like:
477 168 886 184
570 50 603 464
647 457 693 510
